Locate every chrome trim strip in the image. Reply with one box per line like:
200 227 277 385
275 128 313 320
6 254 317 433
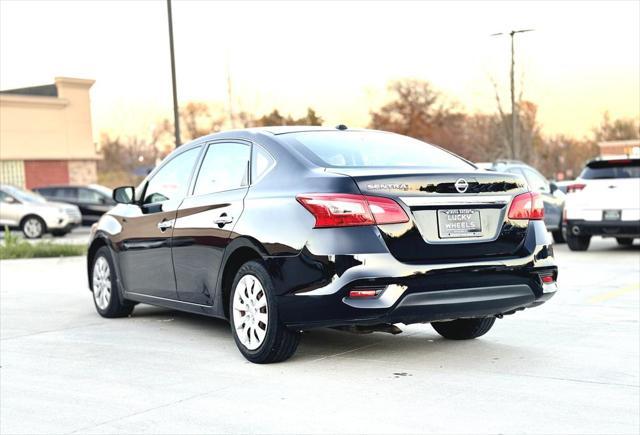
126 292 211 308
542 282 558 294
400 195 511 207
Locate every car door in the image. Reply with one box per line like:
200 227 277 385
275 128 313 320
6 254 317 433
117 146 201 300
520 167 563 230
0 189 22 226
172 141 251 305
78 188 112 223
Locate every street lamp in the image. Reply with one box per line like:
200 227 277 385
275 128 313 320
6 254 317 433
167 0 181 148
491 29 534 160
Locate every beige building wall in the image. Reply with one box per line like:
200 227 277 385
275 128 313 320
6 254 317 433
0 77 98 161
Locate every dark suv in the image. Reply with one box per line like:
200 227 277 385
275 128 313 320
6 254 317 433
35 184 115 225
87 127 558 363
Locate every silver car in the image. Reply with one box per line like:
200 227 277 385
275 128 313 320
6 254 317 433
0 184 82 238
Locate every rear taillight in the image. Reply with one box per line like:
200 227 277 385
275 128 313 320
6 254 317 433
296 193 409 228
508 192 545 220
566 183 586 193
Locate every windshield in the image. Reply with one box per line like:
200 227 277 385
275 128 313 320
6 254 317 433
281 131 474 169
2 185 48 203
581 159 640 179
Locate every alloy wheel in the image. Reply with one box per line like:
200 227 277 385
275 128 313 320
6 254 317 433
92 256 112 310
232 274 269 351
23 218 43 238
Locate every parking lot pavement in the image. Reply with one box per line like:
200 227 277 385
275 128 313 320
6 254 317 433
1 239 638 434
0 226 91 245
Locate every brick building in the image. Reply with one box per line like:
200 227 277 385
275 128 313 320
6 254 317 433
597 139 640 158
0 77 99 189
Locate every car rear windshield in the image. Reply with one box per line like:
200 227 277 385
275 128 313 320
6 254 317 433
281 131 474 169
581 159 640 179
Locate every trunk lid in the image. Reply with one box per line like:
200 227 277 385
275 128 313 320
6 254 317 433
328 167 529 262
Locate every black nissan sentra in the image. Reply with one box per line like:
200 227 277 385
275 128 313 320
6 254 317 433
87 127 558 363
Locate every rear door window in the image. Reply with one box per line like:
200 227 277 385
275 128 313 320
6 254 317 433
192 142 250 196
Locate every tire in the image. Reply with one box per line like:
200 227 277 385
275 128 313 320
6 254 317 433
431 317 496 340
21 215 45 239
616 237 634 246
567 233 591 251
552 229 565 244
51 229 69 237
91 247 135 318
229 260 300 364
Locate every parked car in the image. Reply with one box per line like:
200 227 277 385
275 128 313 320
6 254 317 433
87 127 558 364
0 184 81 238
478 160 565 243
34 184 115 225
563 157 640 251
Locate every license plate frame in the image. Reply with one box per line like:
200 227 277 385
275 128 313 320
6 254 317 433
603 209 622 221
437 209 483 239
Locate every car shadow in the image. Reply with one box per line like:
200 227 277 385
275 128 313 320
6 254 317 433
128 304 529 364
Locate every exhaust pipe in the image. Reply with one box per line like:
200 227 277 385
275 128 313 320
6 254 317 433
571 225 581 235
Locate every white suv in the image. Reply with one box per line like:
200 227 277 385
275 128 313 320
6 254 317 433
0 184 82 238
564 157 640 251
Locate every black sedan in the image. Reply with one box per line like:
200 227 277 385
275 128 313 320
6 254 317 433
87 127 558 363
35 184 115 225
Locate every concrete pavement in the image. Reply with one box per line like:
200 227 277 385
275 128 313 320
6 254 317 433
1 238 638 434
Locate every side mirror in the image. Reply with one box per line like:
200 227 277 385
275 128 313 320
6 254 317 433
2 196 17 204
113 186 135 204
549 182 558 194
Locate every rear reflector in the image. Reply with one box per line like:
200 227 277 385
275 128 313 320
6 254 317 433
348 289 380 298
567 183 586 193
297 193 409 228
539 273 555 284
508 192 544 220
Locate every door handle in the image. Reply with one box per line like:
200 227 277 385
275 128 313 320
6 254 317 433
214 213 234 227
157 219 174 231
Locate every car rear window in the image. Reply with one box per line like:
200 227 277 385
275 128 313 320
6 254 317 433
581 159 640 179
281 131 474 169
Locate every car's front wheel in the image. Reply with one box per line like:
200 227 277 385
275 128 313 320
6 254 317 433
230 260 300 364
91 247 135 318
567 233 591 251
616 237 634 246
21 216 45 239
431 317 496 340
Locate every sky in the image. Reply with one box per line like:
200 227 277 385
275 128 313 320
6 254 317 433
1 0 639 142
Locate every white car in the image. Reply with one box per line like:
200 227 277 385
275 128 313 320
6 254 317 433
0 184 82 238
564 157 640 251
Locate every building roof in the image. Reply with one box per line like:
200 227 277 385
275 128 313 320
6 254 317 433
0 84 58 97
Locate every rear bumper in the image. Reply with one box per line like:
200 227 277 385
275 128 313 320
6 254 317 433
566 219 640 238
275 221 557 329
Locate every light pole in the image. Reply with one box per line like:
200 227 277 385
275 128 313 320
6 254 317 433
491 29 534 160
167 0 181 148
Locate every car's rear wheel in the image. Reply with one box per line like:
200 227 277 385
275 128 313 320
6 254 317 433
21 216 45 239
567 233 591 251
431 317 496 340
229 260 300 364
91 247 134 318
616 237 634 246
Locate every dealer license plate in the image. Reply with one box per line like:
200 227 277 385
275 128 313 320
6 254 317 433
438 209 482 239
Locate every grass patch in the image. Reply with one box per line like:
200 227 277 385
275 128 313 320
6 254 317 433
0 227 86 260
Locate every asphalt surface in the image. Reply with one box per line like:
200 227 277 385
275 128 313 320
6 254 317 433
1 238 638 434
